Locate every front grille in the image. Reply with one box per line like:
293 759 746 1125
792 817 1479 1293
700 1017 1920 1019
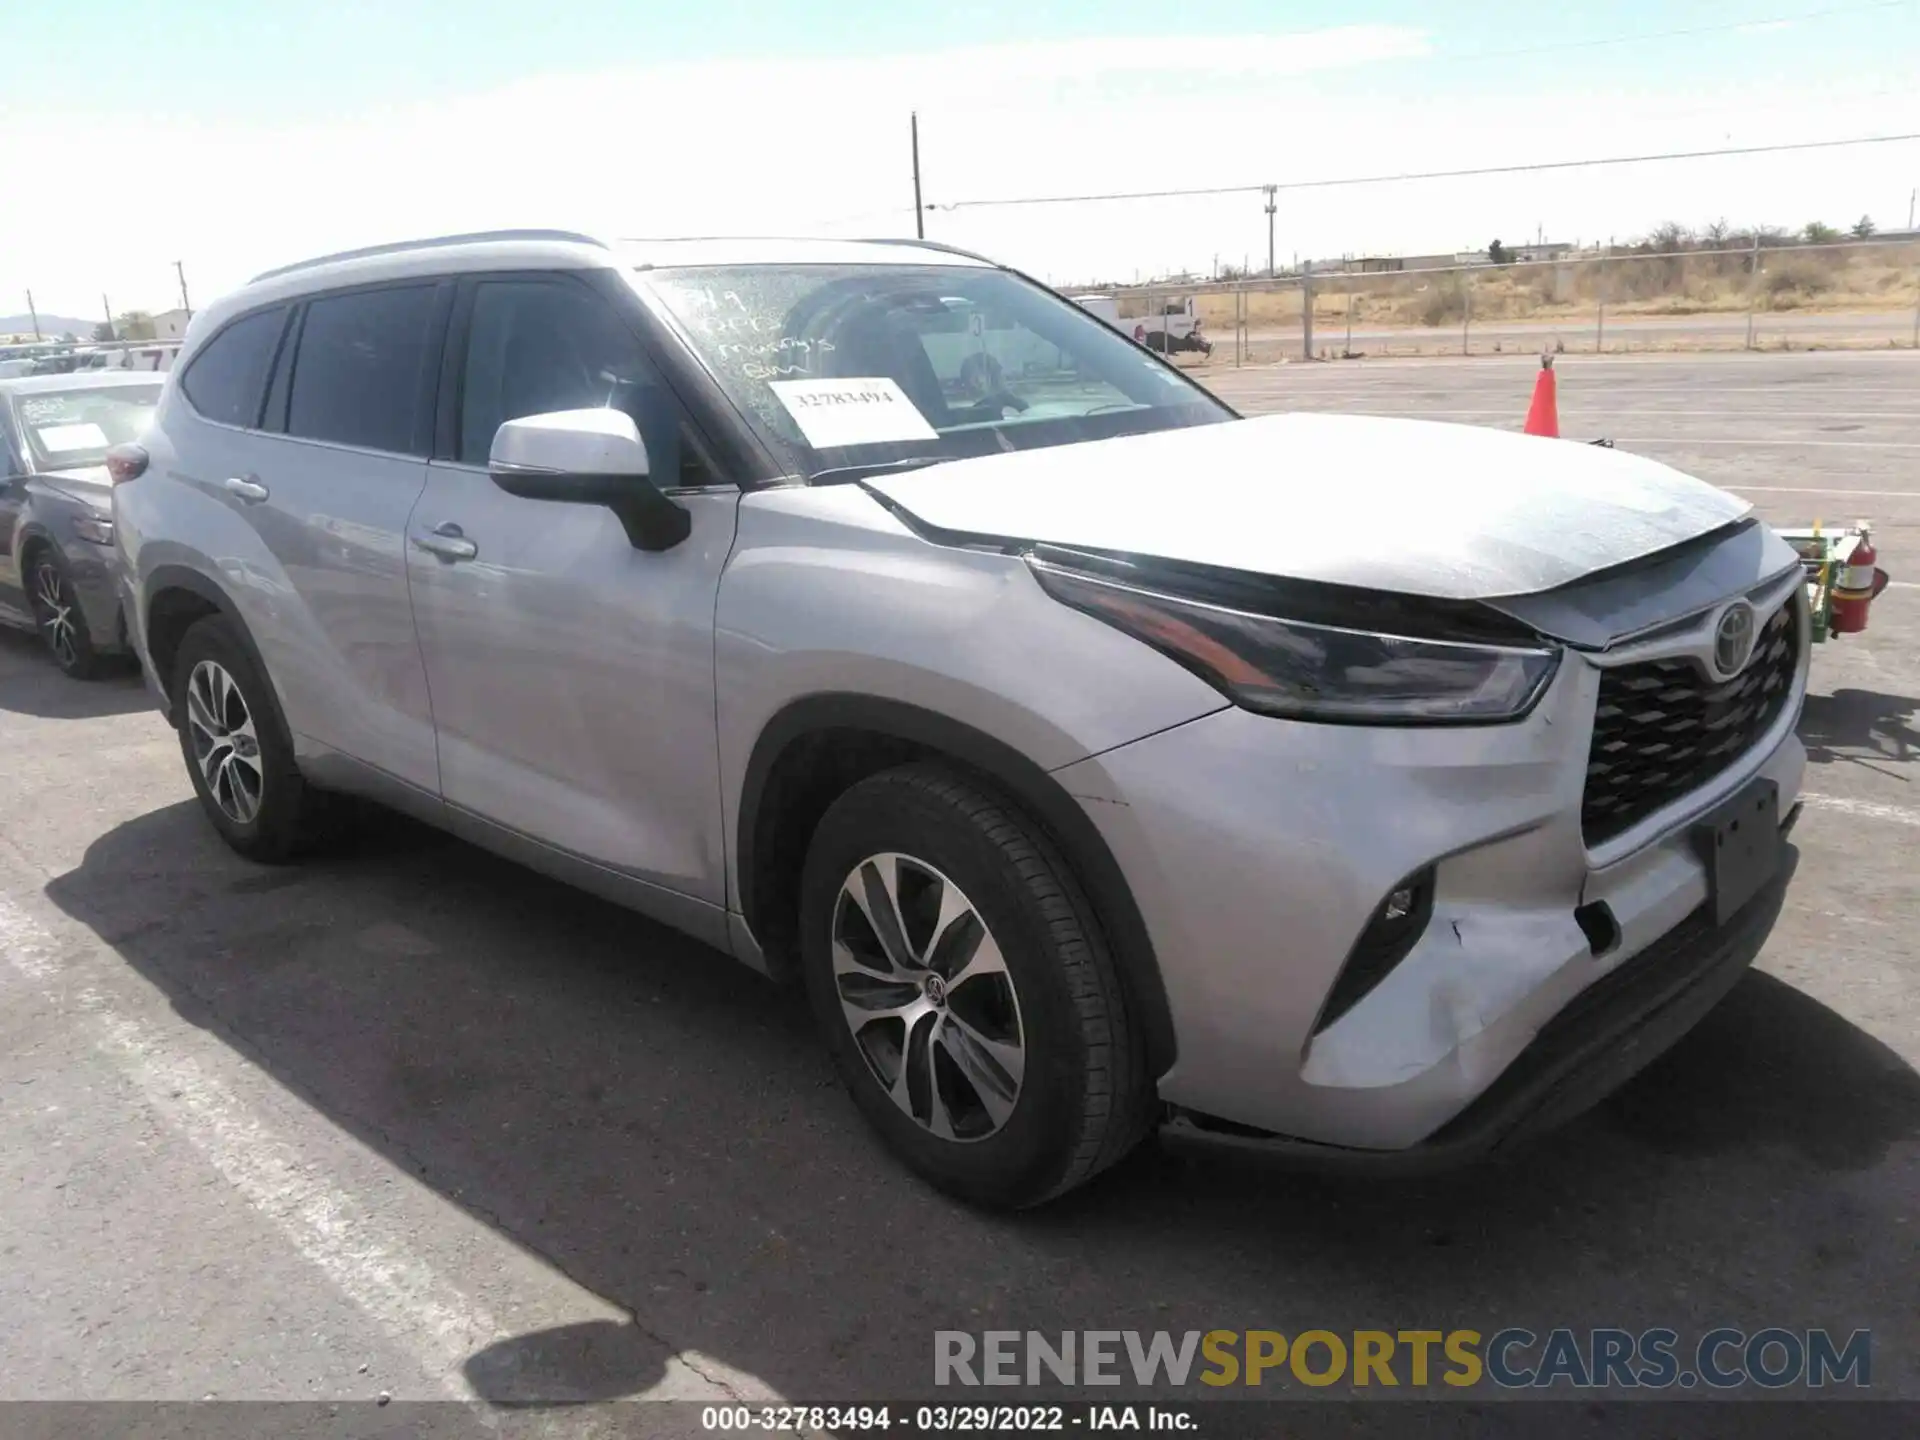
1582 600 1799 846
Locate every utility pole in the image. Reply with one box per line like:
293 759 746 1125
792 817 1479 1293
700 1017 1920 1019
1910 186 1916 231
1301 260 1315 361
102 294 117 342
1597 241 1607 352
25 290 41 340
1263 185 1277 277
910 113 925 240
174 260 193 319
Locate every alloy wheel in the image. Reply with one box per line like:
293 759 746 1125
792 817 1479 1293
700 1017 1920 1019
185 659 265 825
831 853 1026 1142
33 563 78 669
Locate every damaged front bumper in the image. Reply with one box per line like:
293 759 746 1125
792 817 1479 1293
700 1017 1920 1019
1161 823 1796 1171
1051 580 1808 1158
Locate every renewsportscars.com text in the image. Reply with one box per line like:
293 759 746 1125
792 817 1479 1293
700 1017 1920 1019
934 1328 1872 1391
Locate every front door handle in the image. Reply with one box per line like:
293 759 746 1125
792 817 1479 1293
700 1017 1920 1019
225 476 270 503
412 521 478 563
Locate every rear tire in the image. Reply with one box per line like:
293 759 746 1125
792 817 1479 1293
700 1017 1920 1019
798 763 1154 1207
26 548 103 680
171 615 332 863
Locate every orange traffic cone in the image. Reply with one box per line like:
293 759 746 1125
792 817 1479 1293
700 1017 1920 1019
1523 354 1559 438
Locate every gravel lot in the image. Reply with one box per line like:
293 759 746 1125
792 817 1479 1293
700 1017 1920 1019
1 351 1914 1421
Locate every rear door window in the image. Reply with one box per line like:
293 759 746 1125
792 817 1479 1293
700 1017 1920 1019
287 285 437 455
179 307 287 428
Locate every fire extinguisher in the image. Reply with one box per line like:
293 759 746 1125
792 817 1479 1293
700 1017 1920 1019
1829 524 1890 635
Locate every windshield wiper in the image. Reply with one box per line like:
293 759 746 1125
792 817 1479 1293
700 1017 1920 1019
805 456 946 486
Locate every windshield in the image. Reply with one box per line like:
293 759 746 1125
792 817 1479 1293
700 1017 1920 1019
643 264 1232 479
14 383 161 470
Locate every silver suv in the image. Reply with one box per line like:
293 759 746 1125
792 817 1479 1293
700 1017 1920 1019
113 231 1805 1206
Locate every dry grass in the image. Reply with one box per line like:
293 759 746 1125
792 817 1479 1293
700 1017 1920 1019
1177 242 1920 332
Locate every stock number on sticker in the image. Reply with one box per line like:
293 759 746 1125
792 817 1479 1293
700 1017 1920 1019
702 1406 892 1432
915 1407 1067 1431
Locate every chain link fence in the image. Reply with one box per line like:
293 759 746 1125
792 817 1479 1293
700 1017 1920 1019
1092 237 1920 365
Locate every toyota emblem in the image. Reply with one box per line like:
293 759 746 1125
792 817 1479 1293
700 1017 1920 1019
1712 601 1757 679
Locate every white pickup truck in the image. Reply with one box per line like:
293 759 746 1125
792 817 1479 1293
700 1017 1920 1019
1071 294 1212 356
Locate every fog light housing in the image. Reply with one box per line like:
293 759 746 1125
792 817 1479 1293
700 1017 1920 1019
1312 869 1436 1033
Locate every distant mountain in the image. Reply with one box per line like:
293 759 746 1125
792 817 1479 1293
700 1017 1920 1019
0 314 101 341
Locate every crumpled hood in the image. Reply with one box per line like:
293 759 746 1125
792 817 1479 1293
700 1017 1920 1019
866 412 1752 601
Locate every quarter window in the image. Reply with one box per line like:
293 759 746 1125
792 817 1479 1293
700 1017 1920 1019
179 307 286 428
287 286 437 454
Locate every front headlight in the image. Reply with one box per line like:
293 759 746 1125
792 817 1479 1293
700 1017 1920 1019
71 513 116 546
1031 562 1559 725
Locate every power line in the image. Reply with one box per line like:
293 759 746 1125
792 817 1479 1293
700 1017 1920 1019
928 131 1920 211
1271 131 1920 193
936 181 1268 210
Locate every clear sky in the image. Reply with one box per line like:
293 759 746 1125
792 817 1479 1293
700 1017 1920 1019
5 1 1918 316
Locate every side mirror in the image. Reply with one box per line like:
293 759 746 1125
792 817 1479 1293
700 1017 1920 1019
488 408 690 552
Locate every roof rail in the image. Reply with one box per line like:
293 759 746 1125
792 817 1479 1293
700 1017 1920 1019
610 234 1001 267
855 236 1000 265
250 229 606 283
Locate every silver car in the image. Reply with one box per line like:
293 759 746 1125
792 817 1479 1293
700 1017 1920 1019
1 371 160 676
112 231 1804 1206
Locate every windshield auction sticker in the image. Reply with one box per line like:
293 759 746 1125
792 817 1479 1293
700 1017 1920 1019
34 422 110 453
769 377 939 448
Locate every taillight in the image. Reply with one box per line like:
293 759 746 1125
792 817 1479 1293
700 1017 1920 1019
106 443 149 484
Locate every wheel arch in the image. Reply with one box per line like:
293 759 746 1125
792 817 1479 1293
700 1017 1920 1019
141 565 277 726
15 520 60 572
737 693 1178 1078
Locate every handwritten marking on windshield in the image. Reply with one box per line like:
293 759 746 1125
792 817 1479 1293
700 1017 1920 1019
714 315 780 336
718 337 834 361
678 287 752 311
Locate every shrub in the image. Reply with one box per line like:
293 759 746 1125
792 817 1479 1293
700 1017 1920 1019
1764 259 1834 298
1416 279 1467 327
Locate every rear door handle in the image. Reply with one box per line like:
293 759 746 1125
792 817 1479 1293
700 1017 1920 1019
412 521 478 563
225 476 269 503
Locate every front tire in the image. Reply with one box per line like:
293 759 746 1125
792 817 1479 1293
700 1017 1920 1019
27 548 103 679
799 764 1153 1207
171 615 330 863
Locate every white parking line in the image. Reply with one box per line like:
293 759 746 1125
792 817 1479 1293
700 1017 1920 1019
0 891 767 1404
0 894 501 1397
1802 793 1920 828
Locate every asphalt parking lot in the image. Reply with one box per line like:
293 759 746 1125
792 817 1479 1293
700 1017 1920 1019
1 351 1915 1419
